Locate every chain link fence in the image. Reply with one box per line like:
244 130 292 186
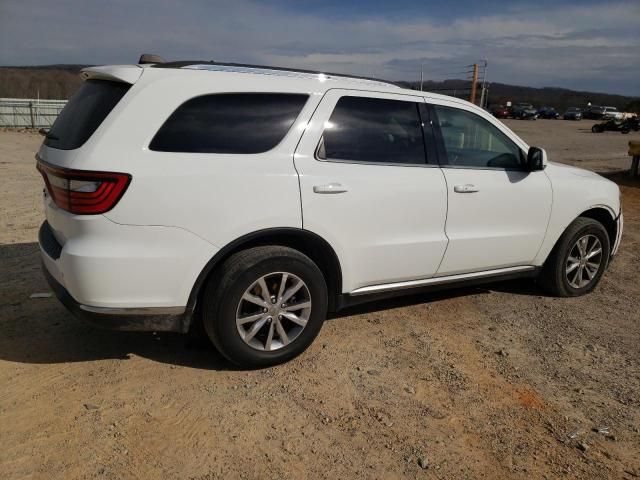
0 98 67 128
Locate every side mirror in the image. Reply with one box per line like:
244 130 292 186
527 146 547 171
38 128 49 137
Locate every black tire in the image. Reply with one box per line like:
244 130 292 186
201 246 328 368
592 124 603 133
621 127 630 134
538 217 610 297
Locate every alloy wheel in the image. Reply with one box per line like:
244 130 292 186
566 234 603 289
235 272 312 351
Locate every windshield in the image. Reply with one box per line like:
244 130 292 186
44 80 131 150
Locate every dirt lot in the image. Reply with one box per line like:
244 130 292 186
1 120 639 479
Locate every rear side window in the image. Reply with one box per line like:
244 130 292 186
45 80 131 150
317 96 425 165
150 93 308 154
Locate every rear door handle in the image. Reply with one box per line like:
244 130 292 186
313 183 348 194
453 184 479 193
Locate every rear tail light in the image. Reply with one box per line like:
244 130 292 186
37 159 131 215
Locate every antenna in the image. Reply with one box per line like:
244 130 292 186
139 54 166 64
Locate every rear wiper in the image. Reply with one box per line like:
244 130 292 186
38 128 59 140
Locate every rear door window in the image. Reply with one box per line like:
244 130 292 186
149 93 308 154
317 96 426 165
44 80 131 150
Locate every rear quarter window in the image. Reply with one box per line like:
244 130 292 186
149 93 308 154
44 80 131 150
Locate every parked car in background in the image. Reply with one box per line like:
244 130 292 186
602 107 623 121
537 107 560 119
563 107 582 121
511 103 538 120
583 106 605 120
37 58 623 367
490 104 510 119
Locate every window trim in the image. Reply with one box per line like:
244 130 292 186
428 103 528 172
313 95 431 168
418 102 439 166
148 92 309 155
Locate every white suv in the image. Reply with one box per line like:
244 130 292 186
37 59 623 367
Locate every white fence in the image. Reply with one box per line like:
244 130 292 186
0 98 67 128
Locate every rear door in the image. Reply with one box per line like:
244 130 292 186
428 99 552 275
294 89 448 293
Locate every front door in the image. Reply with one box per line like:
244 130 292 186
429 101 552 275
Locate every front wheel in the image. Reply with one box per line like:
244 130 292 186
539 217 610 297
202 246 328 368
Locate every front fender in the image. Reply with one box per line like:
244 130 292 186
534 163 620 265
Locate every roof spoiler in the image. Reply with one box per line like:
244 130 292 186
80 65 143 84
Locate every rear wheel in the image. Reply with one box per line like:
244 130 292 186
592 124 603 133
202 246 328 367
539 217 610 297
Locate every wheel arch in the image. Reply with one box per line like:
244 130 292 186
579 206 617 252
187 228 343 315
539 205 618 268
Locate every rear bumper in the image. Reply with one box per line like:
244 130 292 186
42 262 191 332
38 219 207 332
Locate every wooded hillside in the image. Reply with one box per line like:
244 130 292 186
0 66 86 99
398 80 639 113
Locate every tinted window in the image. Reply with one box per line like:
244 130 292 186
150 93 308 153
44 80 130 150
317 96 425 165
434 106 523 169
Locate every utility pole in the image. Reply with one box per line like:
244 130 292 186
469 63 479 105
420 63 424 91
479 60 488 108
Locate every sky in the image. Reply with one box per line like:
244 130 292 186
1 0 638 96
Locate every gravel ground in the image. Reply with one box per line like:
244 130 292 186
0 120 639 479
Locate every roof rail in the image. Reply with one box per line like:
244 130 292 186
150 60 398 87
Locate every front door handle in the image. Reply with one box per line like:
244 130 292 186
313 183 348 194
453 184 479 193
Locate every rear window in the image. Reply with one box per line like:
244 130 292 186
149 93 308 154
44 80 131 150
